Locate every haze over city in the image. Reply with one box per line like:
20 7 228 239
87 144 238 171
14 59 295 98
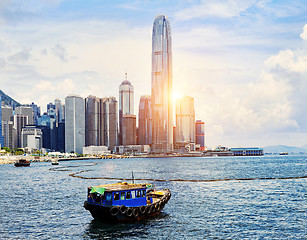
1 0 307 148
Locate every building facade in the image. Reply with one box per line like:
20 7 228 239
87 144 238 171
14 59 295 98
103 97 118 152
118 73 134 145
2 106 13 122
175 96 195 145
13 115 28 148
54 98 65 124
138 95 152 145
21 126 42 150
65 95 85 154
15 106 34 125
151 15 173 153
2 106 14 149
195 120 205 151
2 121 14 149
0 97 3 147
122 114 136 146
85 96 100 146
25 102 41 125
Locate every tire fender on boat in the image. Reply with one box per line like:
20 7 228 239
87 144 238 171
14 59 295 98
83 201 89 210
126 207 133 217
140 205 146 214
155 202 160 212
110 206 119 216
149 204 155 213
119 205 127 214
132 207 139 218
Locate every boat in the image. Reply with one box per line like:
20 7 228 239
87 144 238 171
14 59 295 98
14 159 31 167
51 159 59 165
279 152 288 155
84 182 171 222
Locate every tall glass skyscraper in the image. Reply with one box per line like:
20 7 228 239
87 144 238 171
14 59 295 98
119 73 134 145
151 15 173 153
0 96 4 147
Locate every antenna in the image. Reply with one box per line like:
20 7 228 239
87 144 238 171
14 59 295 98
132 171 134 184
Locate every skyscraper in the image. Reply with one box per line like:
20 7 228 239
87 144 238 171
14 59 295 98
195 120 205 151
85 96 100 146
175 96 195 146
2 106 14 149
15 106 34 125
119 73 134 145
13 115 28 148
0 97 4 147
65 95 85 154
151 15 173 153
24 102 41 125
138 95 152 145
122 115 136 146
103 97 118 152
55 99 65 124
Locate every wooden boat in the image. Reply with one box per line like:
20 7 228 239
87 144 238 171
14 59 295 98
84 182 171 222
14 159 30 167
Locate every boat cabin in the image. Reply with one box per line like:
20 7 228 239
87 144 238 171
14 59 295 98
87 182 153 207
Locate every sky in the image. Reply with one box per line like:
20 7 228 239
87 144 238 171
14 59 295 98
1 0 307 148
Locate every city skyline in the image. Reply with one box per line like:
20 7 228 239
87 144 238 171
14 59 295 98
1 1 307 148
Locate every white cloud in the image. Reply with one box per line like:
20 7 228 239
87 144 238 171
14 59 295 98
7 48 31 63
300 24 307 41
175 0 260 20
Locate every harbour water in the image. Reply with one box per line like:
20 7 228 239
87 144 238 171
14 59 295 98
0 155 306 239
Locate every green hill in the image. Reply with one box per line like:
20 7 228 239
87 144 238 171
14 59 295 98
0 89 21 107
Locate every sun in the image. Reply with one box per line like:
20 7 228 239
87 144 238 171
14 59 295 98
172 90 183 101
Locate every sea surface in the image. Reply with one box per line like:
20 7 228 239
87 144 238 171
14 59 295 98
0 155 306 239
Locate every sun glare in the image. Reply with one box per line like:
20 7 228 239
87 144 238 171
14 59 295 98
172 91 183 101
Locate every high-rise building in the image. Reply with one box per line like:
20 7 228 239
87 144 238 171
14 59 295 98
0 97 3 147
122 114 136 146
85 96 100 146
138 95 152 145
15 106 34 125
21 126 42 150
175 96 195 146
37 113 56 150
119 73 134 145
13 115 28 148
2 121 14 149
195 120 205 151
25 102 41 125
65 95 85 154
47 102 56 116
54 98 65 152
2 105 14 148
103 97 118 152
2 106 13 122
54 99 65 123
151 15 173 153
